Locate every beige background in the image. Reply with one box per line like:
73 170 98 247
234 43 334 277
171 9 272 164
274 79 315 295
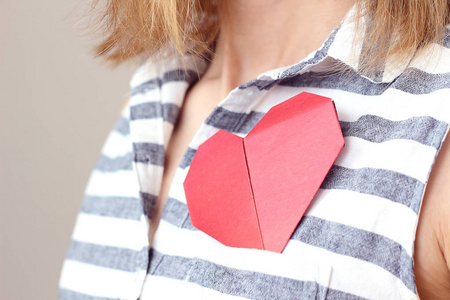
0 0 136 299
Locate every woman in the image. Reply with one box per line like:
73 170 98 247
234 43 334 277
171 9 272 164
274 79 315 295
60 0 450 299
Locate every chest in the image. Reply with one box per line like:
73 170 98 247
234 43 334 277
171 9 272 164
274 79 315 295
137 79 450 299
147 83 222 244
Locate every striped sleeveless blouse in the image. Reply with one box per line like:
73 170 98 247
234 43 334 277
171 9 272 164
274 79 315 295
59 8 450 300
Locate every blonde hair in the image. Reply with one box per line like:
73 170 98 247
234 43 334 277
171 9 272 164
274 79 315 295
92 0 449 73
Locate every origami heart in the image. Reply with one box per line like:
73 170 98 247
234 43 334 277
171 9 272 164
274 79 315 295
184 92 344 253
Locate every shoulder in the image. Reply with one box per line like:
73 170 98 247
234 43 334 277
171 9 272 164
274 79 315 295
414 133 450 299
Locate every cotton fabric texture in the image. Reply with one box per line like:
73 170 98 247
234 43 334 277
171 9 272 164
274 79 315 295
59 8 450 300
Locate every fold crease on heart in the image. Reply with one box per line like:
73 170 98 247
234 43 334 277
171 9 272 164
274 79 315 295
242 139 265 250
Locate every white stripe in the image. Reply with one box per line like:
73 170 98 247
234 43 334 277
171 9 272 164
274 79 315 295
131 81 189 106
284 241 417 300
188 124 225 149
60 260 145 300
85 170 140 198
130 81 190 106
130 63 160 89
171 157 419 257
336 137 436 183
130 119 173 144
130 56 207 92
333 88 450 123
408 43 450 75
187 124 436 184
140 276 248 300
72 213 147 250
245 86 450 123
101 131 132 158
308 189 417 256
169 168 419 257
152 221 323 282
151 221 416 300
134 162 164 196
130 89 161 105
161 81 190 105
167 168 189 203
179 126 436 187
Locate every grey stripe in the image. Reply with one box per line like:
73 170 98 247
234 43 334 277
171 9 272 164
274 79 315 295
278 66 450 95
269 69 391 95
95 153 134 173
131 69 199 96
444 28 450 48
322 165 424 213
66 241 148 273
148 249 192 280
81 195 142 220
393 68 450 95
141 192 158 218
341 115 448 149
59 288 114 300
205 107 264 134
148 250 365 300
160 198 416 292
113 116 130 136
176 114 446 170
161 197 195 229
179 147 197 169
292 216 415 292
179 159 424 215
203 107 446 148
130 102 180 123
133 142 165 166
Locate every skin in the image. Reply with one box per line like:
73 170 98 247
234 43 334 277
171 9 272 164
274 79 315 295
145 0 450 298
414 135 450 299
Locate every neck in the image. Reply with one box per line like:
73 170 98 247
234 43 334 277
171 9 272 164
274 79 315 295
202 0 354 98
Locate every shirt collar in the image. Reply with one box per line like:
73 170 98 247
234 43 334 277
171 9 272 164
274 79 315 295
270 5 414 85
132 4 414 92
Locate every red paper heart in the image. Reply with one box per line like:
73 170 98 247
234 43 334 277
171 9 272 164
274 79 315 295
184 92 344 253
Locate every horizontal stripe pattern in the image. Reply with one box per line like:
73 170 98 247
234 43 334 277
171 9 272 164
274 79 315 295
148 250 364 300
67 241 148 273
130 42 447 299
72 213 147 251
113 116 130 136
171 105 447 147
340 115 447 149
174 113 447 177
61 9 450 299
131 69 199 96
292 216 415 292
157 196 415 291
100 131 132 158
151 219 416 300
85 170 140 198
60 260 146 299
162 185 419 256
322 165 424 213
80 195 142 220
130 102 180 123
275 66 450 95
95 153 134 173
444 28 450 48
336 137 437 183
141 192 158 218
133 143 165 166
